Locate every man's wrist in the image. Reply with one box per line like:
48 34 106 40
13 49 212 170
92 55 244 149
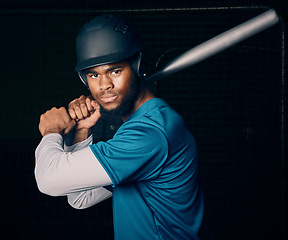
76 127 93 136
73 128 93 144
42 128 63 137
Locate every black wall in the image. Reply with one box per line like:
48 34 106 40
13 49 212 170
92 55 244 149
0 1 287 240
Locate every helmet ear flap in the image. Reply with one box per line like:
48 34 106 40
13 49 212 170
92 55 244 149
78 71 89 89
130 52 147 79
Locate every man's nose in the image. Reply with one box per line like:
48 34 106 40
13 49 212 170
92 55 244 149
99 76 113 90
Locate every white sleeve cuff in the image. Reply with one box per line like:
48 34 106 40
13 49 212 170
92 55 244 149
64 134 93 152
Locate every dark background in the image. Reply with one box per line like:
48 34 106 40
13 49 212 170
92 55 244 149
0 0 287 239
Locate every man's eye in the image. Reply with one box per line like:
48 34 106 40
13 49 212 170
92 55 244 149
89 74 99 79
111 70 121 76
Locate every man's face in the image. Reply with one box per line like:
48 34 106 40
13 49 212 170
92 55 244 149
86 61 139 118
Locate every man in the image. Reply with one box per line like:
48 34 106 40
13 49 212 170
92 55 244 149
35 14 204 239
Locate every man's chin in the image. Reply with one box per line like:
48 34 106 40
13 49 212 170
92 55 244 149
100 102 118 112
99 101 134 120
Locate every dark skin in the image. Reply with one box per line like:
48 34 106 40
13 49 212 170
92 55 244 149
39 60 155 143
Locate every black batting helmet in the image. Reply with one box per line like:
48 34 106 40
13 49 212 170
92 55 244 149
75 14 146 86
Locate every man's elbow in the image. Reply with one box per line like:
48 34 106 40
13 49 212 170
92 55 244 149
36 181 60 197
68 199 89 210
35 172 63 197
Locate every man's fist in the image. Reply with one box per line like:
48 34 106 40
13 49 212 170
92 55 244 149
68 95 101 130
39 107 76 137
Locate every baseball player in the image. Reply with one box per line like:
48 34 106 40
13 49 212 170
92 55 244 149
35 14 204 240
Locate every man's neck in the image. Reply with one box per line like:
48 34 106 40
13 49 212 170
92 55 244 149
121 87 155 122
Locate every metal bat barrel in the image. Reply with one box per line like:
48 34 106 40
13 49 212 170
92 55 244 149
146 9 279 83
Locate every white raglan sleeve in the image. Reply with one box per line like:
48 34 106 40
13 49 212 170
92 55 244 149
35 133 113 209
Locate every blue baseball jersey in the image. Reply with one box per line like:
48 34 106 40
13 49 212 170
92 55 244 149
90 98 204 240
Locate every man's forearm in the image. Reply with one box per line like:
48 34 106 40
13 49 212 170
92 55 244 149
67 187 112 209
64 132 93 152
72 128 93 145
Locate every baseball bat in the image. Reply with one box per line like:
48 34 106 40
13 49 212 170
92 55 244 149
146 9 279 83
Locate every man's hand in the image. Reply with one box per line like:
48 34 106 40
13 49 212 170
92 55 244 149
39 107 76 137
68 95 101 131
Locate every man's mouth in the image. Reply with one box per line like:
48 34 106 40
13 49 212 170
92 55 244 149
100 94 117 103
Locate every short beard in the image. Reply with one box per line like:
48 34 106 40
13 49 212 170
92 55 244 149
99 76 141 120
